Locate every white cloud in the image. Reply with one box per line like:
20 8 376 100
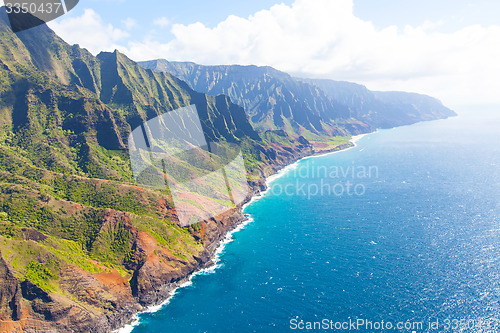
153 17 170 27
48 9 129 55
122 17 137 30
49 0 500 106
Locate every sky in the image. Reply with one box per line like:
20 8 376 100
2 0 499 107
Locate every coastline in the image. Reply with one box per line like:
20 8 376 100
115 132 370 333
303 133 369 161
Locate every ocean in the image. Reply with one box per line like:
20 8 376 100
127 107 500 333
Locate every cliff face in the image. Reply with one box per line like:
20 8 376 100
0 251 22 323
0 7 456 333
139 60 367 138
301 79 457 128
140 60 456 133
0 8 319 332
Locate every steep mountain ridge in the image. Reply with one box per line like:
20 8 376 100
302 78 456 128
0 8 318 332
140 59 456 133
139 59 363 138
0 7 455 333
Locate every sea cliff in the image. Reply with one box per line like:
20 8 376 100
0 7 455 332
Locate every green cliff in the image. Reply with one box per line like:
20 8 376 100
0 7 455 333
139 60 455 134
0 8 317 332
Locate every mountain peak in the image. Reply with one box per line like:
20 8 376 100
139 60 455 133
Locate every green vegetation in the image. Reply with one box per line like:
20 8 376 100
25 260 59 292
0 13 341 325
0 10 455 331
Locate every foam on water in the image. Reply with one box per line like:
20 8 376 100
116 215 255 333
116 132 373 332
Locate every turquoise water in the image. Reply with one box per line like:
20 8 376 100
130 108 500 333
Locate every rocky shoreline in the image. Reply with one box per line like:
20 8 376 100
112 140 358 333
0 139 356 333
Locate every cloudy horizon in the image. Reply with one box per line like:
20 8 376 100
2 0 499 108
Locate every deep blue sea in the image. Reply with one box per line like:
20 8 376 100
129 107 500 333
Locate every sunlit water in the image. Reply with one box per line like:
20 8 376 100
130 107 500 333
